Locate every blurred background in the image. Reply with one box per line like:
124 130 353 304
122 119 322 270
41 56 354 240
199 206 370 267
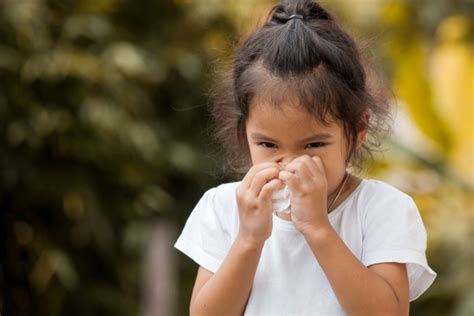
1 0 472 315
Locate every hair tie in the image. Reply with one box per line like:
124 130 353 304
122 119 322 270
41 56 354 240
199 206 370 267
287 14 304 22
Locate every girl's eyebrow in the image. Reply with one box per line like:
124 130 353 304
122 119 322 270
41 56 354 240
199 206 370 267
301 133 332 142
249 132 278 142
249 132 332 142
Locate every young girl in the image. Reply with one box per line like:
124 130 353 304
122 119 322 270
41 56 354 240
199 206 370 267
175 0 436 315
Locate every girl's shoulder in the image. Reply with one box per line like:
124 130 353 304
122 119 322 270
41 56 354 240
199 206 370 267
359 178 411 195
214 181 241 191
355 178 415 208
206 181 241 198
197 181 241 209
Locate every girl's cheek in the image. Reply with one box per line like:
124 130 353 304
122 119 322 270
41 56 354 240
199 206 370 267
250 151 270 165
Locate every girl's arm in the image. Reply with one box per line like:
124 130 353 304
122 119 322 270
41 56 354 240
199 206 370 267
280 155 409 315
190 162 282 315
190 234 264 316
303 226 409 316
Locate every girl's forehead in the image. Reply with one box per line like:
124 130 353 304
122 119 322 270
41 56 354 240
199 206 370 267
247 101 341 134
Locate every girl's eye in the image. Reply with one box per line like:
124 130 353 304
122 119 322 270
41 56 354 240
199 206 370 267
305 142 326 149
258 142 277 149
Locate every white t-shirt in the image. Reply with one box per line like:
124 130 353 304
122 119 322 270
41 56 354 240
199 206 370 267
174 179 437 315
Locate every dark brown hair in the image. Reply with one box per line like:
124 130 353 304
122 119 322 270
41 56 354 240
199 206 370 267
211 0 390 176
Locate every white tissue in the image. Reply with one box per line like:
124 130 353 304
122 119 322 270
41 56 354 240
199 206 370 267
271 185 291 214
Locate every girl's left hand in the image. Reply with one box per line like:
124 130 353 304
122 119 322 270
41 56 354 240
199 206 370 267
278 155 331 235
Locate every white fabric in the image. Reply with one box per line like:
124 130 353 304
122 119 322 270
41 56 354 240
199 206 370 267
174 179 437 315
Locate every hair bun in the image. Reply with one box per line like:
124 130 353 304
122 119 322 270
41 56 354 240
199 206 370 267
269 0 331 25
306 1 331 20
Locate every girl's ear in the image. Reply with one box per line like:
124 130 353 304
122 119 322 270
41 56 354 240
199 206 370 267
355 111 370 148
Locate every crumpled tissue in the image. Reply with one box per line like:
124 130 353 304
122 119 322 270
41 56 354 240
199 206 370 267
271 185 291 214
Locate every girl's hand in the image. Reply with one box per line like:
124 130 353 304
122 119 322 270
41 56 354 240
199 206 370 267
278 155 331 234
236 162 283 246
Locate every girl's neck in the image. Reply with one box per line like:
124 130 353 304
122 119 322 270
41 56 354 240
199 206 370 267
327 174 361 214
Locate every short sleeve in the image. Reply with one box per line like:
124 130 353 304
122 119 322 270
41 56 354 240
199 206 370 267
360 186 437 301
174 186 234 273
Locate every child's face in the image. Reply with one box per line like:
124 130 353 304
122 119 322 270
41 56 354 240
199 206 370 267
245 102 365 196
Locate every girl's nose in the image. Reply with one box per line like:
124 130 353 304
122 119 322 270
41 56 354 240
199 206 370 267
276 155 297 167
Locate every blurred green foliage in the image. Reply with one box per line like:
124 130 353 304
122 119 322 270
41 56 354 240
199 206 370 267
1 0 472 315
1 0 235 315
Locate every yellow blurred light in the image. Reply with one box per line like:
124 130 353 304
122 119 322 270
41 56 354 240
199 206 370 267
431 16 474 184
437 15 470 42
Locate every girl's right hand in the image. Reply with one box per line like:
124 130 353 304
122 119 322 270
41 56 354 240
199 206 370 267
235 162 283 246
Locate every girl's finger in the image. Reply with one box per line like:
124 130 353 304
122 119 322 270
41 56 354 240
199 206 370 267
241 162 280 190
258 178 283 205
299 155 321 179
284 159 314 185
249 166 281 197
278 170 300 192
311 156 326 178
287 155 320 179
